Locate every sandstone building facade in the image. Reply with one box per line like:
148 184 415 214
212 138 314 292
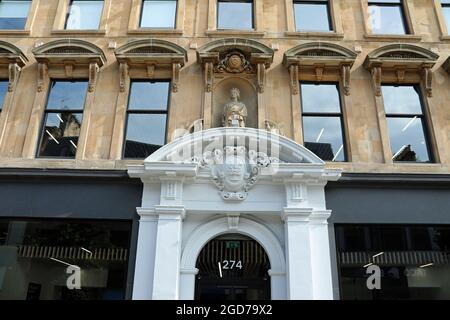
0 0 449 300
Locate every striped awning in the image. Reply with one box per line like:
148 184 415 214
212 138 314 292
339 251 449 267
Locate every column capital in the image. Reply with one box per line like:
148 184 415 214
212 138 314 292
281 207 313 222
154 205 186 220
136 207 158 222
309 210 332 225
180 268 199 275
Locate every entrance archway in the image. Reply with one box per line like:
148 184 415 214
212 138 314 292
195 234 270 300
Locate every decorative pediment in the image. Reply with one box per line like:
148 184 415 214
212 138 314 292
115 39 187 93
283 42 357 96
197 38 274 93
32 40 106 93
32 39 106 67
364 44 438 97
0 41 28 92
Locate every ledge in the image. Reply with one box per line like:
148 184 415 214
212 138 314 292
440 35 450 41
363 33 422 42
128 28 183 36
205 29 266 37
0 30 30 36
284 31 344 39
51 29 106 36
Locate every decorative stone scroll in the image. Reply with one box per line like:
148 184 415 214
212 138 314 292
0 41 28 92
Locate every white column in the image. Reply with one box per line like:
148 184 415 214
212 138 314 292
282 207 314 300
268 270 287 300
179 268 199 300
133 208 158 300
152 205 185 300
309 210 334 299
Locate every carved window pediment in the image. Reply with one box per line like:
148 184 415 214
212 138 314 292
114 39 188 93
32 39 106 68
364 44 438 97
0 41 28 92
283 42 357 96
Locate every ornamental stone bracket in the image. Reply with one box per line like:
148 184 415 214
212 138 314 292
197 38 274 94
114 39 188 93
283 42 357 96
0 41 28 92
364 44 439 97
32 39 106 93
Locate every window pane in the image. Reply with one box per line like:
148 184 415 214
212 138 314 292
387 117 430 162
124 114 167 158
46 81 88 110
140 0 177 28
301 83 341 113
382 86 423 115
0 80 8 110
38 112 83 158
0 220 131 300
218 1 253 30
129 81 170 111
443 7 450 32
336 225 450 300
303 116 345 161
66 0 103 30
0 0 31 29
294 3 331 32
368 5 406 34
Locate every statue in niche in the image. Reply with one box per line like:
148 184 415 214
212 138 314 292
222 88 248 128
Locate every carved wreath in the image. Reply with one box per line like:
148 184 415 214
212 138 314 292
215 51 253 74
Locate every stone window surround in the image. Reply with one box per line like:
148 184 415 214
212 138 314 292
128 0 185 35
433 0 450 40
0 0 39 35
363 44 441 165
110 39 188 160
283 42 357 161
360 0 422 42
21 39 106 161
52 0 112 35
285 0 344 39
206 0 265 37
0 42 28 155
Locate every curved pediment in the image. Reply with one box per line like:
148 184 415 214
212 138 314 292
0 41 28 66
146 127 324 165
32 39 106 67
115 39 187 66
197 38 274 67
283 42 357 67
364 44 438 70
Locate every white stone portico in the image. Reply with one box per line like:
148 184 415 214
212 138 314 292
128 127 341 300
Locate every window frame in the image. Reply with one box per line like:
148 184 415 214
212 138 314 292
381 83 434 164
36 79 88 159
216 0 255 30
293 0 333 32
0 0 35 32
122 79 171 160
434 0 450 38
367 0 409 35
0 79 8 112
300 81 348 162
63 0 105 30
139 0 178 29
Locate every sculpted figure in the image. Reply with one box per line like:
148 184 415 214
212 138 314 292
222 88 247 128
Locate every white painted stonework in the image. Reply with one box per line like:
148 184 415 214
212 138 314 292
128 127 341 300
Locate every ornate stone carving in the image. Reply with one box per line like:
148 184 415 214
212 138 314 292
88 62 99 93
289 64 299 95
119 62 128 92
215 51 253 74
371 66 382 97
340 64 351 96
200 146 278 201
422 67 433 98
37 62 48 92
172 63 181 93
257 63 266 93
8 63 21 92
223 88 248 128
204 62 214 93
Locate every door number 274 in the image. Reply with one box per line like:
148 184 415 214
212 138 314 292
222 260 243 270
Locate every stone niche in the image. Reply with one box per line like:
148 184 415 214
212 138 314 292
212 77 257 129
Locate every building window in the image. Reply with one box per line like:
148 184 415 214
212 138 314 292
37 81 88 158
442 0 450 30
65 0 104 30
0 0 31 30
140 0 177 28
382 85 432 163
0 80 8 112
0 219 131 300
336 225 450 300
217 0 253 30
294 0 331 32
367 0 408 34
301 83 346 162
124 80 170 159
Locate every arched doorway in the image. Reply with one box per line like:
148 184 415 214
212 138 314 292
195 234 271 300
